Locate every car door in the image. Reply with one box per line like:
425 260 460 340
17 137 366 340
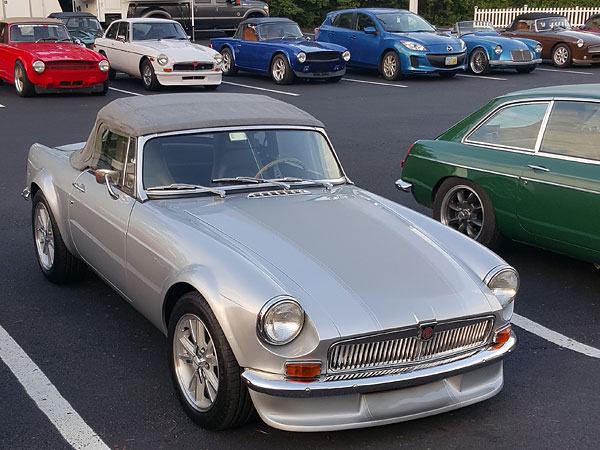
0 24 8 79
215 0 242 30
234 23 261 70
112 21 133 73
324 12 355 58
352 12 381 67
517 100 600 255
68 126 137 293
98 21 122 70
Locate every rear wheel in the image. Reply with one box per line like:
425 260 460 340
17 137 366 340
168 292 255 430
433 178 502 249
381 50 402 81
141 59 160 91
469 48 491 75
552 44 571 68
220 47 238 76
14 61 35 97
270 54 294 85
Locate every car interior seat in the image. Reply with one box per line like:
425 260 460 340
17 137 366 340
243 26 258 41
516 21 529 31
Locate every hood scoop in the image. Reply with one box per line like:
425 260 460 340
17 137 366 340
247 189 310 199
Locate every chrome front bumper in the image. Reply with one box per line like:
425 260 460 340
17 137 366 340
242 331 516 398
394 178 413 193
489 58 542 66
21 187 30 201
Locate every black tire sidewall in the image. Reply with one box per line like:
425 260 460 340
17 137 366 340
433 178 500 248
271 55 293 85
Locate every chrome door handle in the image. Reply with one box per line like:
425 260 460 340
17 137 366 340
527 164 550 172
72 182 85 193
350 35 356 39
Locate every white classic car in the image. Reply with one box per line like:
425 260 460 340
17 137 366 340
23 94 518 432
93 18 222 90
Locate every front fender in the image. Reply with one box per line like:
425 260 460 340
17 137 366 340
514 37 541 51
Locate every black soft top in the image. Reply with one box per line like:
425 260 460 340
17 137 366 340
48 12 98 19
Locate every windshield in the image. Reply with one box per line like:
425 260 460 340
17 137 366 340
456 21 496 36
259 22 303 40
142 129 343 191
535 17 571 31
375 12 434 33
132 22 187 41
65 17 103 37
9 24 70 43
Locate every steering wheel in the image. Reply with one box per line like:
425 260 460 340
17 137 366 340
254 158 305 178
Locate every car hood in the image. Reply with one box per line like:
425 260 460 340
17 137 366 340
12 42 101 61
463 33 530 49
274 38 346 53
178 185 497 337
390 31 464 52
138 40 216 60
537 29 600 43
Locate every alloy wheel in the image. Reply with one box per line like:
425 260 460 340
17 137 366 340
222 52 231 72
440 185 484 239
554 47 568 66
34 202 55 270
14 65 24 94
383 54 397 79
470 50 487 74
143 65 153 88
173 314 219 412
272 59 285 82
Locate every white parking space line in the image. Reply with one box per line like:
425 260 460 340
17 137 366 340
0 325 110 450
456 74 507 81
222 81 300 96
343 78 407 88
109 87 143 96
536 67 593 75
0 104 5 108
513 313 600 359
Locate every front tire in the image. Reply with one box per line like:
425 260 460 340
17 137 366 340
381 50 403 81
220 48 238 76
92 80 109 96
32 191 86 283
552 44 572 68
433 178 502 249
270 54 294 85
469 48 491 75
168 292 254 430
141 59 160 91
14 61 35 97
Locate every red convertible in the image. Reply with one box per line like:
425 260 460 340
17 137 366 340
0 17 109 97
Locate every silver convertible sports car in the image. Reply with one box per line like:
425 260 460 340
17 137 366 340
23 94 518 431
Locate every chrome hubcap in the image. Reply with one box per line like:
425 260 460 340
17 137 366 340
173 314 219 412
14 65 24 93
143 65 152 86
34 203 54 270
441 185 484 239
273 59 285 81
470 50 487 74
383 54 397 79
222 52 231 72
554 47 568 65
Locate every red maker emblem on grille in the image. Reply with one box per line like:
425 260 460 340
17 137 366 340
421 326 434 341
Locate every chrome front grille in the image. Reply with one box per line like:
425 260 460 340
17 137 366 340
510 49 533 62
589 45 600 53
328 318 493 374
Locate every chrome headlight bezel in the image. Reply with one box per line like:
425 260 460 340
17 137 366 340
494 45 503 55
32 60 45 73
157 54 169 66
257 297 305 346
98 60 110 72
535 43 543 53
577 38 584 48
297 52 307 63
400 40 429 52
485 266 519 308
213 53 223 65
342 50 351 61
459 39 466 51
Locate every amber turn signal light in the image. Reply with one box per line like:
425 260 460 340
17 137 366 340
285 362 321 379
490 325 512 350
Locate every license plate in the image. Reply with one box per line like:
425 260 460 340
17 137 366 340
445 56 458 65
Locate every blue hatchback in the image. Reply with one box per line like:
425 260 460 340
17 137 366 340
316 8 467 80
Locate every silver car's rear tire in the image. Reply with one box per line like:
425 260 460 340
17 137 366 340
168 292 255 430
32 191 86 283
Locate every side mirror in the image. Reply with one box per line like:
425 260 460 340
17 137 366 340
364 26 377 34
305 35 312 41
72 37 83 46
95 169 120 199
116 35 125 42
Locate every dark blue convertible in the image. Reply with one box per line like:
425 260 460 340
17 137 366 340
210 18 350 84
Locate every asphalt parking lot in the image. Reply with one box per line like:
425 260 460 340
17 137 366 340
1 51 600 449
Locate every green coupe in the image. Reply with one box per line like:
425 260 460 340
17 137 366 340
399 84 600 265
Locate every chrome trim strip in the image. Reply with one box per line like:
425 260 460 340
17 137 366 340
483 264 514 285
410 154 519 179
256 296 304 346
534 99 554 152
521 177 600 196
536 150 600 166
489 58 542 66
241 332 516 398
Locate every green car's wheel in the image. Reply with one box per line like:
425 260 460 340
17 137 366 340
469 48 491 75
433 178 502 249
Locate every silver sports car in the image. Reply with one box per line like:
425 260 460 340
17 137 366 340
23 93 518 432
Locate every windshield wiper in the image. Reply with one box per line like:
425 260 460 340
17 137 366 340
273 177 334 190
147 183 226 198
212 176 291 190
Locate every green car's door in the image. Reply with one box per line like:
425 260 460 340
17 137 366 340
517 100 600 260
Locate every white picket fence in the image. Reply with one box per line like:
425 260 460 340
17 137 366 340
474 5 600 28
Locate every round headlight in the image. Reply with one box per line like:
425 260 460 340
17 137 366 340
494 45 503 55
297 52 307 63
32 60 45 73
577 38 584 48
214 53 223 65
98 60 110 72
157 54 169 66
535 43 543 53
342 50 351 61
257 298 304 345
486 267 519 307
